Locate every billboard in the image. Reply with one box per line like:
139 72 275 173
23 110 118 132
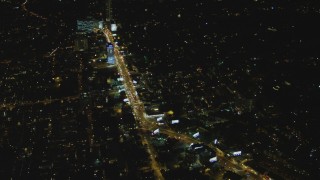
152 129 160 135
171 120 179 124
193 132 200 138
232 151 242 156
194 146 203 150
209 157 217 163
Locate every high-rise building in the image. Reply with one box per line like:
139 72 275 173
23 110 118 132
105 0 117 33
106 43 115 64
106 0 112 23
74 36 88 52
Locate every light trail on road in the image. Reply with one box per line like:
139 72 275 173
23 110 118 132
21 0 47 20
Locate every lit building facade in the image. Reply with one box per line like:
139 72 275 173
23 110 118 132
106 43 115 64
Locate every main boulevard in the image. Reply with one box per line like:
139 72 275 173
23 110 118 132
103 28 267 180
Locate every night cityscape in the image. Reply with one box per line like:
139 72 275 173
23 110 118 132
0 0 319 179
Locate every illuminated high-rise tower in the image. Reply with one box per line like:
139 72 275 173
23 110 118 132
106 43 115 64
105 0 117 33
106 0 112 23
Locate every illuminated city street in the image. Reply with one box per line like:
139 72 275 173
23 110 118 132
103 28 267 180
